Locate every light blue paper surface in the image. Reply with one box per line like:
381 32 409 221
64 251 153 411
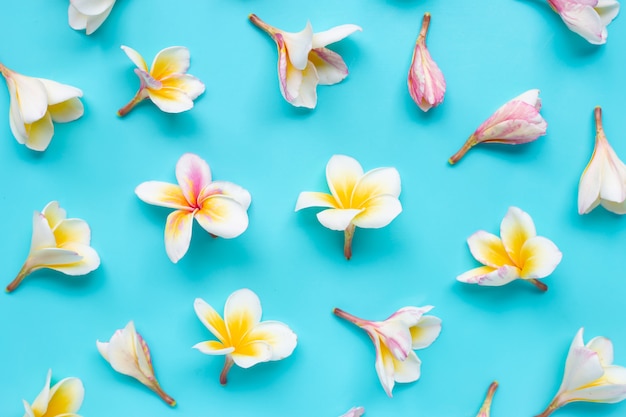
1 1 626 416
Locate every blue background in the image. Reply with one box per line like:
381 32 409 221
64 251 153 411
1 0 626 416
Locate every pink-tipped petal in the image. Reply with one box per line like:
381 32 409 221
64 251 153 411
175 153 212 207
457 265 520 286
135 181 190 210
309 47 349 85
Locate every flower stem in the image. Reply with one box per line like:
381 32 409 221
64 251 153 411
344 224 356 260
151 383 176 407
220 355 234 385
6 260 33 293
333 307 367 327
594 106 605 140
476 381 498 417
117 89 146 117
249 14 276 38
449 135 477 165
534 398 560 417
418 12 431 44
0 62 9 78
528 279 548 292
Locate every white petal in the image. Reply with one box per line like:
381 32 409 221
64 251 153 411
392 350 421 383
27 248 84 271
37 78 82 106
70 0 115 15
513 89 541 110
46 243 100 276
560 4 607 44
295 192 337 211
559 328 605 393
147 88 194 113
164 210 194 263
466 231 511 269
135 181 190 210
224 288 263 340
24 112 54 152
104 323 151 385
150 46 191 79
500 207 536 266
519 236 562 279
193 298 229 343
200 181 251 210
559 365 626 404
47 376 84 415
587 336 614 366
30 369 52 416
578 146 604 214
312 24 362 48
457 265 520 286
373 335 396 397
192 341 235 355
309 47 348 85
96 340 109 361
350 195 402 229
281 22 313 70
30 211 56 252
326 155 364 207
48 97 84 123
246 321 298 360
195 195 249 238
596 0 620 26
68 5 88 30
317 208 362 231
121 45 149 72
352 167 402 202
9 72 48 124
411 316 442 350
84 4 114 35
231 341 273 368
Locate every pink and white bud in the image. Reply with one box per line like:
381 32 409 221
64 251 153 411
547 0 620 45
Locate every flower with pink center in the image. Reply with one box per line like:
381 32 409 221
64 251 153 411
547 0 619 45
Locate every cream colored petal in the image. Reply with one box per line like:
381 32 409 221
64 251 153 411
130 325 156 383
70 0 115 15
83 4 114 35
410 316 442 350
48 98 84 123
8 79 28 145
231 340 273 368
598 142 626 205
578 145 603 214
147 88 194 113
467 231 512 269
27 248 84 272
351 167 401 206
9 72 48 124
597 0 620 26
281 22 313 70
244 321 297 361
559 365 626 404
53 219 90 247
274 33 318 109
37 78 82 106
224 289 262 345
295 192 337 211
339 407 365 417
374 336 396 397
559 328 605 393
386 306 433 326
42 201 67 230
308 47 348 86
193 340 235 355
30 211 56 252
121 45 149 72
45 377 84 416
456 265 520 286
513 89 541 110
150 46 191 80
350 195 401 229
373 320 413 361
175 153 211 207
164 210 194 263
22 400 36 417
24 112 54 152
160 75 205 100
199 181 252 210
96 340 109 361
312 24 362 48
30 369 52 416
500 207 536 266
392 350 421 383
601 199 626 214
46 243 99 275
193 298 229 344
135 181 190 210
103 322 151 386
68 5 88 31
560 4 607 45
317 208 362 231
519 236 562 280
587 336 614 366
195 195 249 238
326 155 364 208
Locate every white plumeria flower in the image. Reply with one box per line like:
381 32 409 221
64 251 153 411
0 63 83 151
135 153 251 263
449 89 547 164
295 155 401 259
407 13 446 112
578 106 626 214
7 201 100 293
334 306 441 397
22 370 84 417
457 207 562 291
547 0 620 44
97 321 176 406
536 328 626 417
193 288 297 385
118 46 205 116
475 382 498 417
68 0 117 35
340 407 365 417
249 14 361 109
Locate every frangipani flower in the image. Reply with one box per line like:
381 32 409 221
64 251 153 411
475 382 499 417
340 407 365 417
249 14 361 109
408 13 446 112
97 321 176 406
68 0 117 35
193 288 297 384
547 0 620 44
118 46 205 116
449 89 547 164
456 207 562 291
536 328 626 417
22 370 84 417
0 63 83 151
7 201 100 293
295 155 401 260
135 153 251 263
578 106 626 214
333 306 441 397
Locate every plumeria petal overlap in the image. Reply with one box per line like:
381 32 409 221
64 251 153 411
334 306 441 397
547 0 620 44
0 63 83 151
7 201 100 293
193 288 297 384
249 14 361 108
295 155 402 259
456 207 562 291
135 153 251 263
340 407 365 417
97 321 176 406
118 46 205 116
68 0 117 35
22 370 84 417
449 89 547 164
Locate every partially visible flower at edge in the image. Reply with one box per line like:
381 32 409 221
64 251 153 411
333 305 441 397
0 62 84 151
448 89 547 165
6 201 100 293
295 154 401 260
407 12 446 112
578 106 626 215
476 381 499 417
340 406 365 417
68 0 117 35
535 328 626 417
546 0 620 45
97 321 176 406
117 45 205 116
22 369 84 417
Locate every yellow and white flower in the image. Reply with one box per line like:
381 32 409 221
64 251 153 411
0 63 83 151
7 201 100 293
118 46 205 116
193 288 297 384
295 155 401 259
22 370 84 417
68 0 117 35
97 321 176 406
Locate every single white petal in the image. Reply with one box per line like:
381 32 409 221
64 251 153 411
466 231 511 268
587 336 614 366
199 181 251 210
559 328 605 393
161 74 205 100
30 211 56 252
601 199 626 214
295 192 337 211
96 340 109 361
147 88 195 113
24 112 54 152
457 265 520 286
312 24 362 48
578 146 604 214
560 4 607 44
351 167 402 202
150 46 191 79
9 72 48 124
317 208 362 231
46 376 84 415
164 210 194 263
392 350 421 383
37 78 82 106
27 248 84 271
559 366 626 404
42 201 67 230
339 407 365 417
326 155 364 207
193 298 229 343
309 47 348 85
175 153 212 207
53 218 91 247
231 341 273 368
195 195 249 238
224 288 263 341
84 4 114 35
500 207 537 266
350 195 402 229
281 22 314 70
513 89 541 110
192 341 235 355
411 316 442 350
135 181 190 210
245 321 298 360
30 369 52 416
48 97 84 123
70 0 115 16
46 243 100 276
596 0 620 26
373 335 396 397
121 45 149 72
68 5 88 31
519 236 562 280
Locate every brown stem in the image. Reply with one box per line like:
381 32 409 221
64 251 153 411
117 89 147 117
6 261 33 293
150 383 176 407
333 307 367 327
476 381 498 417
219 355 234 385
449 135 477 165
594 106 606 142
344 224 356 260
249 14 276 39
534 398 560 417
418 13 431 44
528 279 548 292
0 62 9 78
